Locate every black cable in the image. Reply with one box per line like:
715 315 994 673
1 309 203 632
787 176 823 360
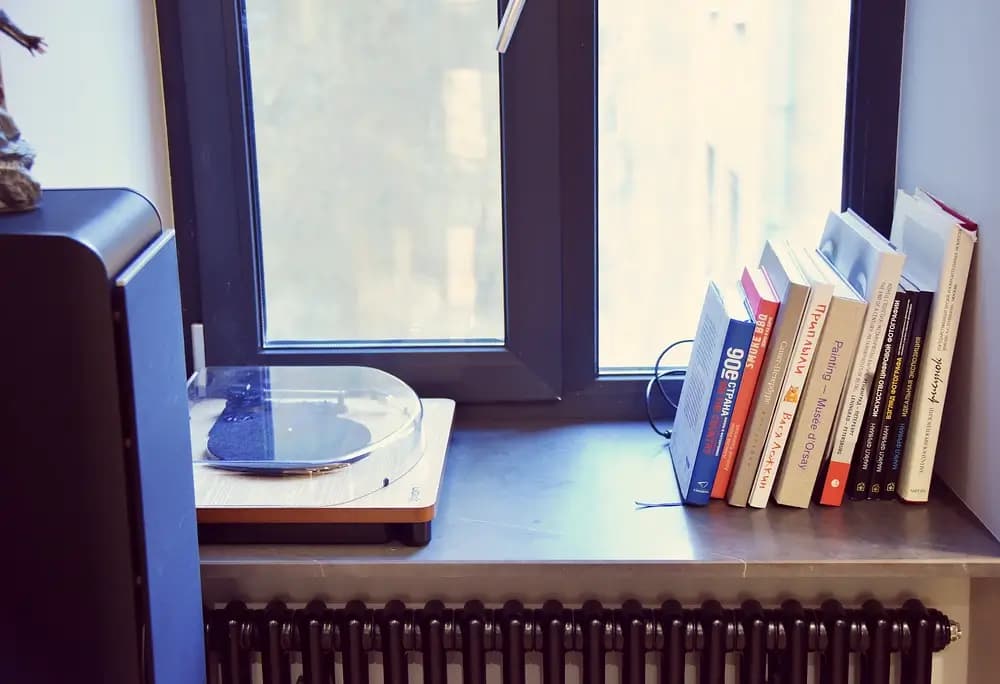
644 339 693 439
636 339 694 509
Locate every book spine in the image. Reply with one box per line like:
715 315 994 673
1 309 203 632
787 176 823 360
772 304 863 508
711 302 777 499
899 227 977 501
882 291 932 499
748 300 829 508
819 258 904 506
848 291 905 500
727 288 807 507
869 291 915 498
686 319 756 505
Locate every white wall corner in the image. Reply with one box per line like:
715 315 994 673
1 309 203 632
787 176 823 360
896 0 1000 540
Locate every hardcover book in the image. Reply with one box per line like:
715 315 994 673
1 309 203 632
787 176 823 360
711 267 779 499
669 281 755 505
816 210 905 506
882 277 933 498
748 246 832 508
869 282 916 498
892 189 978 502
848 286 908 499
727 241 811 507
773 249 865 509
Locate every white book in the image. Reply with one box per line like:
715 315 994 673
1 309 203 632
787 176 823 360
816 211 906 506
748 245 833 508
892 189 978 502
773 250 866 508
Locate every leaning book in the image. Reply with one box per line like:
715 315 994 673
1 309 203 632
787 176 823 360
727 241 811 507
773 249 865 508
748 246 832 509
711 266 779 499
669 281 755 506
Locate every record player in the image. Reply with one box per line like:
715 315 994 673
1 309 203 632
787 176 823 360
189 366 453 546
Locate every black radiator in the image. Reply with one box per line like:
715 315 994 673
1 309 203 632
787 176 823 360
204 598 959 684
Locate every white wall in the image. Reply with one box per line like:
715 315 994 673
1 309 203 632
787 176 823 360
1 0 172 225
896 0 1000 539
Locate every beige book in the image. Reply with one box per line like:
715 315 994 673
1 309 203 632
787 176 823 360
747 247 832 508
727 240 810 507
893 189 978 502
773 250 866 508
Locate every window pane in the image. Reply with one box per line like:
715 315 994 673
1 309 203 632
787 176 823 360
245 0 504 345
598 1 851 371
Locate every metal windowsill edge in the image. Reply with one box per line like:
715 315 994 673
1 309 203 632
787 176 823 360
199 417 1000 579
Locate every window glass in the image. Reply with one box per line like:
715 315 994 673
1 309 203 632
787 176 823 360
598 0 851 371
245 0 505 345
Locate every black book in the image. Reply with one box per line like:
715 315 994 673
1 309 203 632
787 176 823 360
869 282 916 498
882 279 934 499
847 286 906 500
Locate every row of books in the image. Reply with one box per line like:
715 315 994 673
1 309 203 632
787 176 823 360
669 188 978 508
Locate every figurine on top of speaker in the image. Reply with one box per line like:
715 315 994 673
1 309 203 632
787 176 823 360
0 9 44 213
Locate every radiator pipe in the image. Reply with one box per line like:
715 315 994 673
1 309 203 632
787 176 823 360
658 600 688 684
297 600 331 684
538 600 570 684
499 600 528 684
861 600 891 684
418 600 449 684
738 600 767 684
699 600 726 684
259 601 292 684
819 600 850 684
377 600 410 684
579 600 609 684
779 599 809 684
618 599 647 684
458 600 488 684
340 601 370 684
899 599 933 684
220 601 252 684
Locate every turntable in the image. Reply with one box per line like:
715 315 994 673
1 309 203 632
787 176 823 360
188 366 453 546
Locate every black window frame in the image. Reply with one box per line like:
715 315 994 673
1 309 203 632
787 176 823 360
157 0 906 419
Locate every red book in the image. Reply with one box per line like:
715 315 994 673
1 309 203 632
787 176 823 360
711 267 780 499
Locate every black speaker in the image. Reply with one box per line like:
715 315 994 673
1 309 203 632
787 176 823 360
0 188 205 683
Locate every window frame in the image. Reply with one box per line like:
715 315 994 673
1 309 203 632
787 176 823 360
158 0 562 403
157 0 907 419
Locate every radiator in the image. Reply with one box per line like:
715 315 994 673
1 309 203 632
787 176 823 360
205 598 960 684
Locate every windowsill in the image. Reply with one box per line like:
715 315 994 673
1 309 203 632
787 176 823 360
199 417 1000 581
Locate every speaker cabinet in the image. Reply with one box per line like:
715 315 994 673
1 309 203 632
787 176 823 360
0 189 205 683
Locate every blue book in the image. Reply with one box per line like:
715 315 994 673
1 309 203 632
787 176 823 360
670 281 755 505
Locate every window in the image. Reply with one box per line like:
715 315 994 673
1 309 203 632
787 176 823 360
158 0 905 417
161 0 562 403
597 1 854 371
245 2 505 346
